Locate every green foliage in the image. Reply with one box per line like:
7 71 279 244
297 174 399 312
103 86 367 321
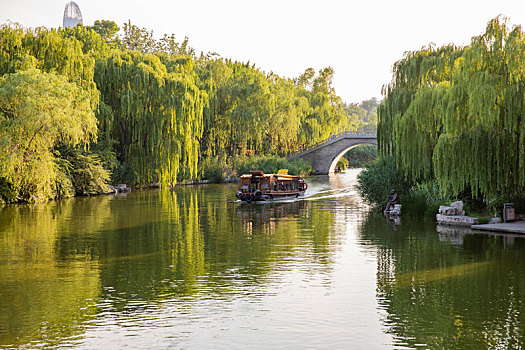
356 155 410 210
119 21 195 56
57 147 111 196
0 68 98 202
59 25 108 56
0 177 17 203
198 60 356 160
344 145 377 167
296 67 348 146
0 24 99 101
402 181 451 218
343 98 378 131
336 157 349 171
111 163 137 186
94 50 206 186
70 153 110 195
53 157 75 199
0 25 106 202
89 20 120 45
482 196 525 219
121 20 156 53
201 155 311 183
201 157 230 183
477 217 491 224
400 190 428 217
0 20 367 201
234 156 312 177
378 16 525 201
410 181 449 204
360 98 379 119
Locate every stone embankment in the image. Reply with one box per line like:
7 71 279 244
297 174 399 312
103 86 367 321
472 221 525 234
108 184 131 193
436 201 479 227
436 200 525 234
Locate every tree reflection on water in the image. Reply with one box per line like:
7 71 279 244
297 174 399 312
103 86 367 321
0 185 339 348
359 213 525 349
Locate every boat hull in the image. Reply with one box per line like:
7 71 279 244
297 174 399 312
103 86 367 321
236 191 306 202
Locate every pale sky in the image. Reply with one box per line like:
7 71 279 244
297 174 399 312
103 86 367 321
1 0 525 103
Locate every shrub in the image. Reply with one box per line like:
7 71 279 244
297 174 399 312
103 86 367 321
0 177 17 203
57 148 111 195
401 190 428 217
69 153 111 195
111 162 137 187
201 158 232 183
356 155 411 210
53 157 75 199
288 158 313 175
403 181 451 218
344 145 377 167
336 157 349 171
411 181 447 204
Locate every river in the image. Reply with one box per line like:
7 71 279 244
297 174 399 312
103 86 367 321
1 169 525 349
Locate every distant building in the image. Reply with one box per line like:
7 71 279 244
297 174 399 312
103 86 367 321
63 1 83 28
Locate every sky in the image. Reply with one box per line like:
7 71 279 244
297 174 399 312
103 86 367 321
1 0 525 103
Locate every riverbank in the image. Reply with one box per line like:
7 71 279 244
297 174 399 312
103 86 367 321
355 155 525 224
472 221 525 234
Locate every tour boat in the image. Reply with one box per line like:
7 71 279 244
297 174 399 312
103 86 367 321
236 169 308 202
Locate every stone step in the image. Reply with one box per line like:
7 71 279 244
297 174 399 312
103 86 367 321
436 214 479 227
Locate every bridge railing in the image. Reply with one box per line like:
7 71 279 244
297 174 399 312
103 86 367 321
288 129 377 157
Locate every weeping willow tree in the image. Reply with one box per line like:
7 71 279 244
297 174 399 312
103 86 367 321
378 16 525 200
196 57 233 160
197 61 348 163
0 69 98 202
228 62 274 155
0 25 103 202
0 20 363 194
378 43 462 161
434 17 525 199
265 74 309 155
94 50 207 185
197 59 309 160
0 24 99 104
296 67 347 146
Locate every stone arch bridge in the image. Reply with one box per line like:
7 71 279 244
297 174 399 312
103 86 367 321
288 130 377 174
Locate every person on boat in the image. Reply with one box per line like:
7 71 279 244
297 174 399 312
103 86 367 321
384 190 399 212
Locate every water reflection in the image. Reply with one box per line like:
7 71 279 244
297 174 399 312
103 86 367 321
236 200 307 232
0 183 341 349
0 199 104 348
7 171 525 349
359 214 525 348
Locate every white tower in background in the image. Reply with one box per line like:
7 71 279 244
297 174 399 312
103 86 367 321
63 1 83 28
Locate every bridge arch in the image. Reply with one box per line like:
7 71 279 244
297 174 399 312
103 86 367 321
287 131 377 174
327 141 377 173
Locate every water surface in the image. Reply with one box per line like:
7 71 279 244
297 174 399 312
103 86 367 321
1 169 525 348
